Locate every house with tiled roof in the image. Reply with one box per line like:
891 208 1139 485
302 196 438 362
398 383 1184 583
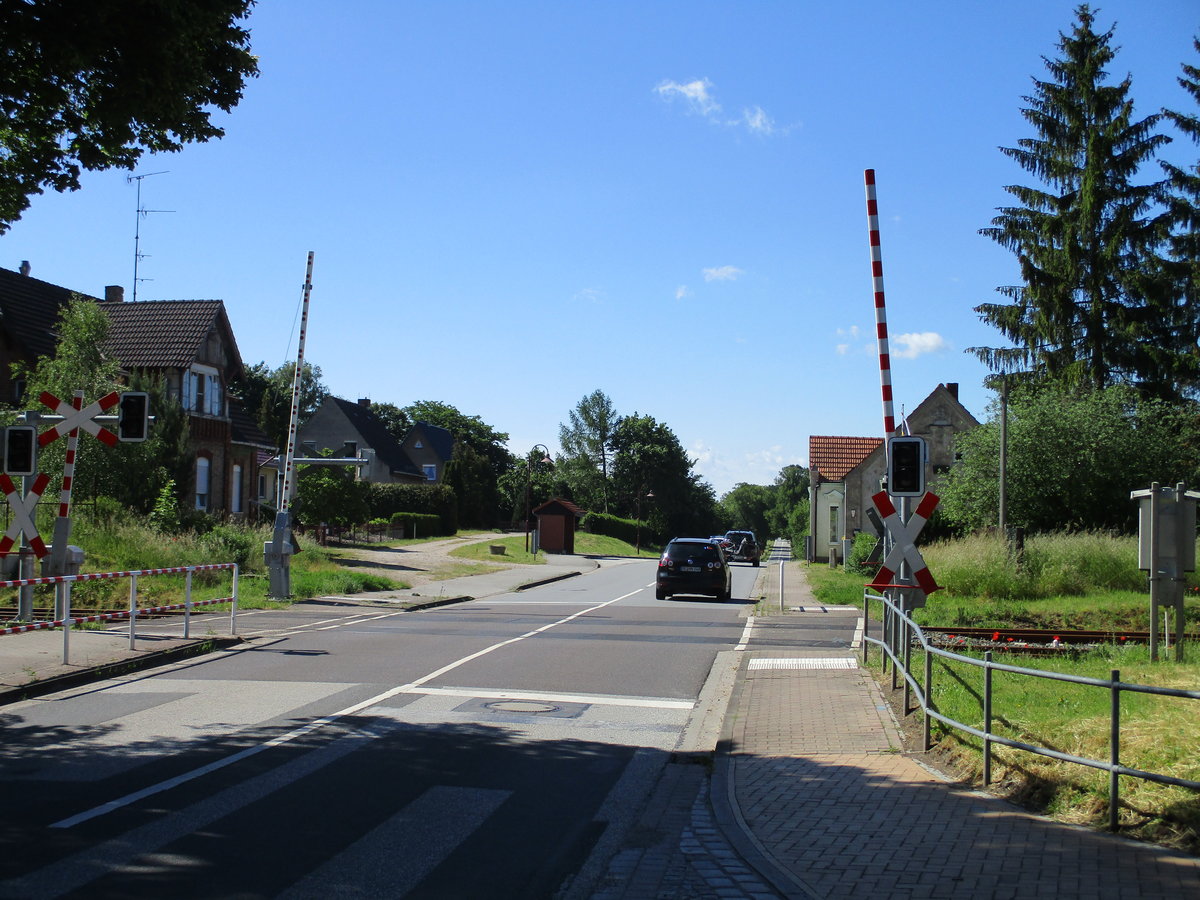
0 265 274 519
807 383 978 562
100 296 274 518
298 396 433 484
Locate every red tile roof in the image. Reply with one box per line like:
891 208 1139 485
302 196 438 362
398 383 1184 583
809 435 883 482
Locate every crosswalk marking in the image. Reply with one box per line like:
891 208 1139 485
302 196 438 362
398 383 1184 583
277 786 510 899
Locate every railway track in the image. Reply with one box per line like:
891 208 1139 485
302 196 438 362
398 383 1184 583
921 625 1198 651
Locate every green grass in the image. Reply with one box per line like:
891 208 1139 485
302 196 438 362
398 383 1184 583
895 642 1200 851
448 531 660 566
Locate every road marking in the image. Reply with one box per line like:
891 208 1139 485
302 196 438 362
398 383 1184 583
734 617 755 651
748 657 857 670
402 685 693 709
277 786 510 899
52 588 640 829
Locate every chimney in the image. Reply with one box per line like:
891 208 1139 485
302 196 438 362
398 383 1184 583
357 398 371 408
945 382 959 400
104 285 125 303
19 261 30 276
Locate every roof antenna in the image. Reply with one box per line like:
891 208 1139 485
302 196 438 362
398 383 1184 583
127 171 173 302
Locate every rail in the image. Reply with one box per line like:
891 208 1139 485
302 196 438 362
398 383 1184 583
863 588 1200 831
0 564 239 665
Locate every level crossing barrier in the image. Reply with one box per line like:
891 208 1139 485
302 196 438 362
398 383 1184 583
863 588 1200 831
0 564 238 665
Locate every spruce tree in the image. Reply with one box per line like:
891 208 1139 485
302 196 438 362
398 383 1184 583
970 5 1172 393
1160 37 1200 396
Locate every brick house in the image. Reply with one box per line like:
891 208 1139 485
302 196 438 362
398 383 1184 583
0 265 274 518
808 383 978 562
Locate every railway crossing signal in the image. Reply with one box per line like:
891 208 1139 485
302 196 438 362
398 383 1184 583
866 489 941 607
4 426 37 476
117 392 150 442
887 435 926 497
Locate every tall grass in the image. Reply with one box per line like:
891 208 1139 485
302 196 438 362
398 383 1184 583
1 508 399 613
922 530 1152 600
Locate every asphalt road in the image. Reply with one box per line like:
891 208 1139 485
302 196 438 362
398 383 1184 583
0 558 761 898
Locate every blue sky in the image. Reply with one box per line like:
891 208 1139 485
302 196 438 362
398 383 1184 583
2 1 1195 497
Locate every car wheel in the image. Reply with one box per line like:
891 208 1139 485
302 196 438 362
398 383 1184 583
753 560 760 567
656 589 669 600
720 586 731 602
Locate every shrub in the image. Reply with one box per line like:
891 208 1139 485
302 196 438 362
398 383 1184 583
846 532 878 575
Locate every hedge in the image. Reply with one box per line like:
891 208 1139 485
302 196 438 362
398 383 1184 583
367 483 459 535
388 512 446 539
583 511 659 547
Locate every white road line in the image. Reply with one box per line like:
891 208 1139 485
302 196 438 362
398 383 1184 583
734 617 755 652
403 685 693 709
52 588 641 829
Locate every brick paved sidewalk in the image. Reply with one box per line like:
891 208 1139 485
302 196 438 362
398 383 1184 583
722 561 1200 900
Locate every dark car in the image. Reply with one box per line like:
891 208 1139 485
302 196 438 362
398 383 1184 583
656 537 732 601
724 530 761 566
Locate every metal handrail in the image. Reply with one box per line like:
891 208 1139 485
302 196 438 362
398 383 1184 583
863 588 1200 831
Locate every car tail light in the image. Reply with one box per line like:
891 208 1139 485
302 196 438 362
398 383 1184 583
659 557 673 569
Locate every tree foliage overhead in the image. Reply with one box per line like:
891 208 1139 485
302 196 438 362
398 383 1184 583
0 0 259 231
971 4 1177 396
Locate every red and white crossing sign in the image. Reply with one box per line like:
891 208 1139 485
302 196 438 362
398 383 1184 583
37 390 120 448
0 472 51 557
866 489 940 597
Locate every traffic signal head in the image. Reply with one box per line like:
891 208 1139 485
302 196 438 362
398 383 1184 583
118 392 150 442
4 426 37 476
887 435 926 497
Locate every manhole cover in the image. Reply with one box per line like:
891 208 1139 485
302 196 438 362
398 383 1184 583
487 700 559 714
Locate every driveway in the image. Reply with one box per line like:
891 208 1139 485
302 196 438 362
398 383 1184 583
324 532 525 589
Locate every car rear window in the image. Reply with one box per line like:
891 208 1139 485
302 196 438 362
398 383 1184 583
666 542 721 562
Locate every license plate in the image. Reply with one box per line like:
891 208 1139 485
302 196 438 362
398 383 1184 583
680 566 701 573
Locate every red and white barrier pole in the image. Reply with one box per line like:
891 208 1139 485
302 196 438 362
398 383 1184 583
864 169 895 438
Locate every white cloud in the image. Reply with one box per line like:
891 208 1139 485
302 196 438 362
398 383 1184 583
892 331 949 359
836 325 862 339
702 265 743 282
675 285 691 300
836 343 850 355
654 78 721 117
742 105 775 135
656 79 780 136
572 287 606 305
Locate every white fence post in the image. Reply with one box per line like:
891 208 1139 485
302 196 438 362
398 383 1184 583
128 572 138 650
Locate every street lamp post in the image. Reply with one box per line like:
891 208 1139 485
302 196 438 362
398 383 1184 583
636 490 655 555
524 444 552 553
